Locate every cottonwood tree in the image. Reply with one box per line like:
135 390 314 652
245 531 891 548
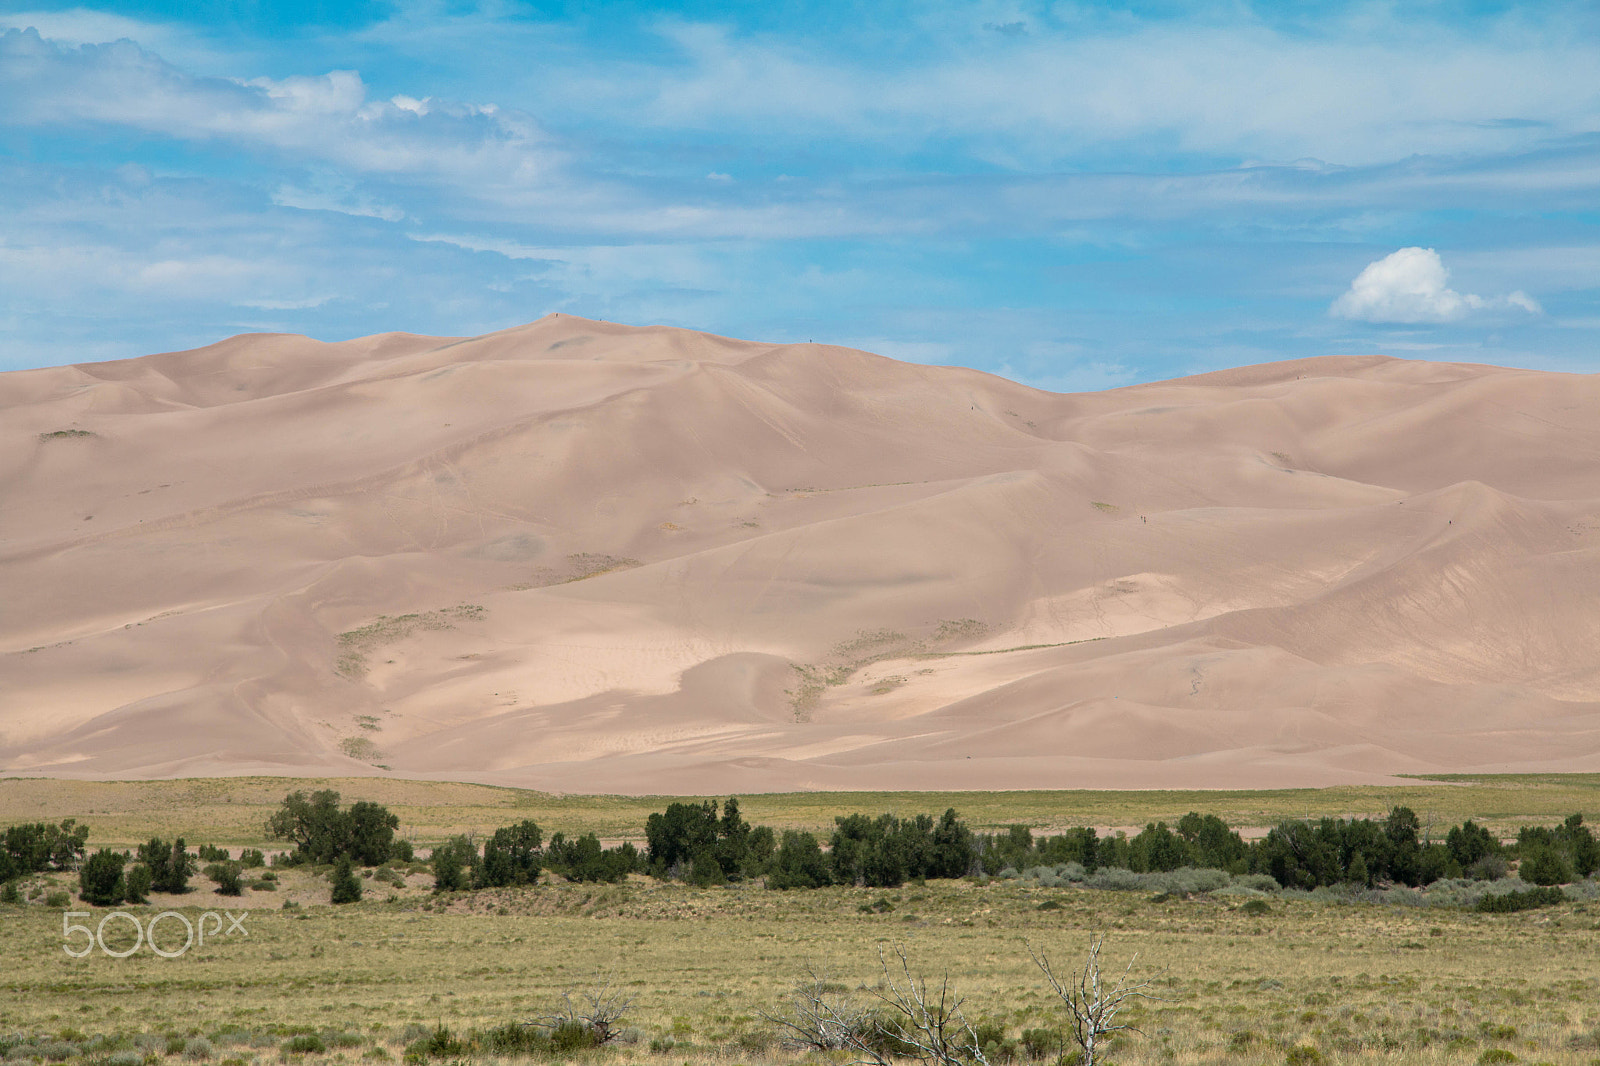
1028 935 1156 1066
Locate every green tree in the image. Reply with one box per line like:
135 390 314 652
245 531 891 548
479 820 542 888
768 831 831 889
432 836 477 892
124 864 152 904
1556 814 1599 877
206 862 244 896
645 800 720 877
1520 846 1573 886
265 791 400 866
139 837 196 894
78 849 126 906
928 809 975 879
330 856 363 903
347 801 401 865
1446 820 1499 869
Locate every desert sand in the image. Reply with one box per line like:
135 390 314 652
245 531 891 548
3 316 1599 792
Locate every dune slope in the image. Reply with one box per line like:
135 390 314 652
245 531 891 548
4 317 1600 791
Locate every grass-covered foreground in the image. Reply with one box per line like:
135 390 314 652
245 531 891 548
3 874 1600 1066
3 774 1600 1066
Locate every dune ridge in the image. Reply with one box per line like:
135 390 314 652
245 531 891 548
4 315 1600 792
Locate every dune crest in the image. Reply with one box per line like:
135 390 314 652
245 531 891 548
5 316 1600 791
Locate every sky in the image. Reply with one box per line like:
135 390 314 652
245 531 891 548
2 1 1598 389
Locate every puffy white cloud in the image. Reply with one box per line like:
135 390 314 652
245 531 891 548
1330 247 1541 324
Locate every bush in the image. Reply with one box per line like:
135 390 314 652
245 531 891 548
138 838 196 894
1240 898 1273 916
124 865 152 904
481 1024 545 1056
1479 1050 1518 1065
430 837 476 892
205 863 243 896
330 857 363 904
1021 1028 1065 1060
1285 1046 1323 1066
0 882 18 905
768 831 831 889
182 1038 213 1061
1519 847 1573 887
280 1035 325 1056
1085 867 1143 891
79 849 127 906
43 891 68 908
402 1027 465 1063
238 850 266 869
1475 886 1565 913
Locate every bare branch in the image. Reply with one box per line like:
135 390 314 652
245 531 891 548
529 973 635 1044
851 943 989 1066
1028 934 1157 1066
759 966 874 1052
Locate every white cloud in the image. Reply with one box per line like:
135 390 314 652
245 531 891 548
1330 247 1541 324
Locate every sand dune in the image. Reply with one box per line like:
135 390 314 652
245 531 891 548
4 315 1600 792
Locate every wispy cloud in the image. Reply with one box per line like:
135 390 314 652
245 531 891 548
1 5 1598 381
0 29 559 194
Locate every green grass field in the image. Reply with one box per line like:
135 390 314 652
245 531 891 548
3 774 1600 1066
5 774 1599 848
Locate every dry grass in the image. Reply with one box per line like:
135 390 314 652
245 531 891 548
2 873 1598 1066
4 774 1600 849
334 605 486 679
4 775 1600 1065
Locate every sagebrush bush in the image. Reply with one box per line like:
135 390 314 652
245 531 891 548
280 1035 325 1056
403 1026 465 1063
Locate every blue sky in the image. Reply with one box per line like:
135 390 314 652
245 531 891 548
2 1 1598 387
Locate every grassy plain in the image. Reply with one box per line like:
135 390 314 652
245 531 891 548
3 775 1600 1066
3 872 1599 1066
4 774 1600 848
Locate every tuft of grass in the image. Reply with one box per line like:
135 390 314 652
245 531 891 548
339 737 385 763
334 604 485 679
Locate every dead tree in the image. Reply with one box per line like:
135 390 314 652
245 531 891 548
531 973 635 1044
760 967 874 1051
1028 935 1154 1066
840 944 991 1066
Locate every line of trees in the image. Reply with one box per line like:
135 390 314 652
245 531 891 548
0 819 88 882
9 797 1599 907
431 821 643 891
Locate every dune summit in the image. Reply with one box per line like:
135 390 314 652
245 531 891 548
4 316 1600 792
